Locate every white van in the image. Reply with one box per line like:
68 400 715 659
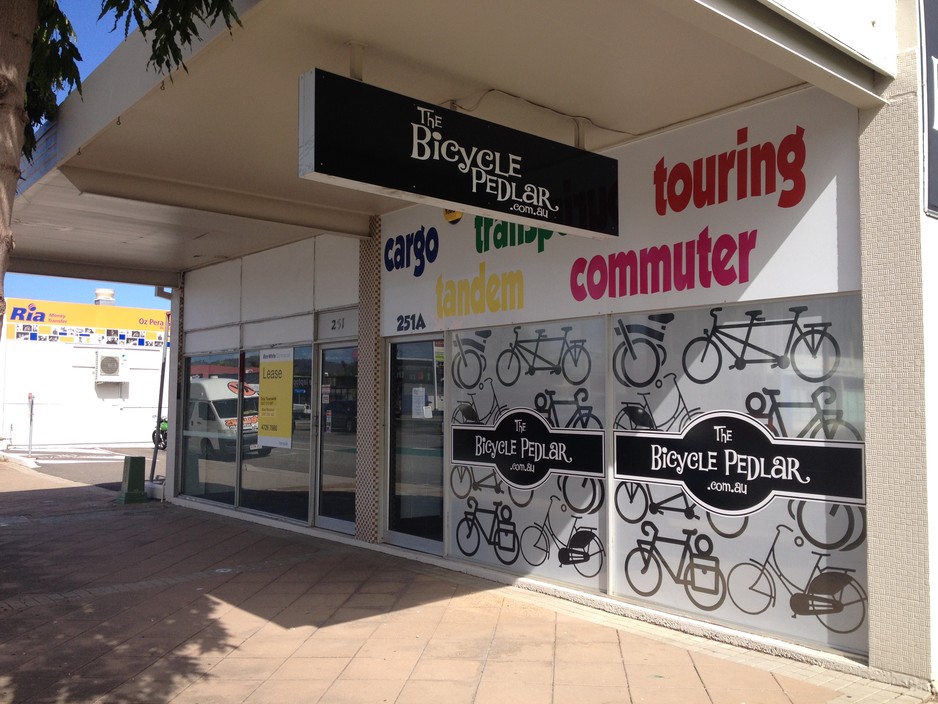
187 378 270 458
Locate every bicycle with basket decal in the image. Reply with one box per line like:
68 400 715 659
745 385 861 441
613 372 699 432
452 377 507 426
727 523 867 634
624 520 726 611
455 496 521 565
520 495 605 578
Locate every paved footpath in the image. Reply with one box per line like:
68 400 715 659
0 458 932 704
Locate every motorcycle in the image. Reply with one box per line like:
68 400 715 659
152 417 168 450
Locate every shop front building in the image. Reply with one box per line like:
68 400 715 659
13 0 938 690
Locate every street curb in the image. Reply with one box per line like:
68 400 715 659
0 457 93 489
0 451 40 471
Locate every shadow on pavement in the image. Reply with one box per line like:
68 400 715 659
0 478 478 703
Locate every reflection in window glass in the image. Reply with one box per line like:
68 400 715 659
319 346 358 526
240 347 313 521
388 340 445 544
181 353 240 504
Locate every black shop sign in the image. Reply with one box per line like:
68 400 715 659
300 69 618 239
452 408 604 488
615 412 864 514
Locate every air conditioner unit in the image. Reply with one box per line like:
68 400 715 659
95 351 127 383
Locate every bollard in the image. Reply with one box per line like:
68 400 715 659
117 456 149 504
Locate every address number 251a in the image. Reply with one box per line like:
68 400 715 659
396 313 426 332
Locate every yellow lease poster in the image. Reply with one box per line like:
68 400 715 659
259 348 293 448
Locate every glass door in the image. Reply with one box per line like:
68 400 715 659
317 346 358 533
387 339 445 553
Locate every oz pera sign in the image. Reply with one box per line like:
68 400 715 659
299 69 618 239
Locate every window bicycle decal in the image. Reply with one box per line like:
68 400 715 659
520 495 605 578
612 313 674 388
682 306 840 384
452 329 492 390
727 524 867 634
613 373 699 432
454 497 521 566
624 520 727 612
496 325 592 386
614 482 748 539
745 386 861 441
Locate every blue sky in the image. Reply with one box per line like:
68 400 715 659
8 1 170 311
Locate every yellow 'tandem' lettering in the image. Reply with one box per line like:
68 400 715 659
436 262 524 318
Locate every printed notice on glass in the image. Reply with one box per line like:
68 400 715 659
259 348 294 448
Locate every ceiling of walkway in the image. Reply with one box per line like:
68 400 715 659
11 0 885 286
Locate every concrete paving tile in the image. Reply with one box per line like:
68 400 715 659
168 676 262 703
305 621 379 640
553 683 634 704
431 620 496 641
555 618 621 643
494 618 557 640
111 633 189 658
448 591 506 609
409 656 483 682
275 606 336 627
168 638 240 658
358 580 410 594
0 677 59 704
629 687 713 703
693 652 785 692
292 638 364 658
270 656 350 680
19 637 111 666
439 606 501 624
341 592 398 609
363 622 430 644
474 678 553 704
627 661 704 689
421 637 491 659
399 584 459 601
708 689 798 704
555 659 628 687
227 638 306 659
338 655 418 681
95 678 196 704
619 633 695 666
554 638 622 663
325 606 390 624
395 679 478 704
383 605 447 623
355 637 427 659
243 678 330 703
73 653 162 681
209 655 287 679
487 637 555 662
481 658 553 683
318 678 406 704
128 653 221 684
498 598 557 616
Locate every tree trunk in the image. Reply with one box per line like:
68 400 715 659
0 0 39 326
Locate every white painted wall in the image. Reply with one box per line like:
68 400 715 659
0 337 169 447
